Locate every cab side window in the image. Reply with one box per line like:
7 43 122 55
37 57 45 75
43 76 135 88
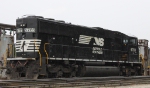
130 39 137 45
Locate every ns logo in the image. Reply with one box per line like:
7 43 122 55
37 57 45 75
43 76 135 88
93 37 104 46
78 35 104 46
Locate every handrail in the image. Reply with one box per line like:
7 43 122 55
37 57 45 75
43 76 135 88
44 43 50 64
8 44 13 57
3 49 8 67
139 54 145 66
34 40 42 66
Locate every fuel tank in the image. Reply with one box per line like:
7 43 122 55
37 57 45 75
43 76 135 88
83 66 120 77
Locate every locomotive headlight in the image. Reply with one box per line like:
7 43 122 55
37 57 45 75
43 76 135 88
22 24 25 26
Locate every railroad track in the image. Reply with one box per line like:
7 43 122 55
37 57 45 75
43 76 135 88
1 76 150 88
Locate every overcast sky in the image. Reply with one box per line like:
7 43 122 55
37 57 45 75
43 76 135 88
1 0 150 42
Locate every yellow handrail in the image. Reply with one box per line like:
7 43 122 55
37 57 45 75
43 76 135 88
34 40 42 66
3 49 8 67
8 44 12 57
139 54 144 66
38 50 42 66
44 43 49 64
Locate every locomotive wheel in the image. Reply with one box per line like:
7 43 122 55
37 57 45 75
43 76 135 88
56 70 63 78
125 68 131 76
119 71 123 76
134 71 138 76
47 63 77 78
38 75 47 79
133 67 138 76
63 73 71 77
77 65 86 77
26 73 39 79
71 71 76 77
52 73 59 78
63 71 76 77
119 66 123 76
26 62 39 79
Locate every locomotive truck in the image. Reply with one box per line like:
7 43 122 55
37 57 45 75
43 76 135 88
6 16 143 79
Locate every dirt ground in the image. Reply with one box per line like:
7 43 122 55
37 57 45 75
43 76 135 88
116 84 150 88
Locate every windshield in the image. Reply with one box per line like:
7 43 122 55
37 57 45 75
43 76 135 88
129 38 137 45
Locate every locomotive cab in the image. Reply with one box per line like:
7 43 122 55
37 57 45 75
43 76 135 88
128 37 139 62
122 36 139 62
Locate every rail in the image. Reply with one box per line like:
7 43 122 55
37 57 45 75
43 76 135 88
1 76 150 87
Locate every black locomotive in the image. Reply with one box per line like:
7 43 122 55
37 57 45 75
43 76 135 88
6 16 143 79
